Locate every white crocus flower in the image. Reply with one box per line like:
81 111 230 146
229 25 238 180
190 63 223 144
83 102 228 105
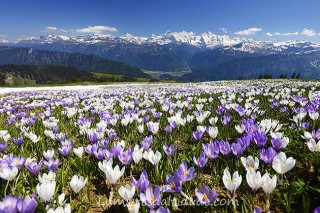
261 173 277 197
38 171 56 184
70 175 87 193
132 145 144 164
143 149 162 166
126 201 140 213
118 184 136 201
0 165 18 180
43 149 55 160
105 165 125 185
73 147 84 159
222 168 242 196
307 139 320 152
246 169 262 192
241 156 259 171
36 181 56 202
272 152 296 175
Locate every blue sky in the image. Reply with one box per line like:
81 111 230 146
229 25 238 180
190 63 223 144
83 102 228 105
1 0 320 42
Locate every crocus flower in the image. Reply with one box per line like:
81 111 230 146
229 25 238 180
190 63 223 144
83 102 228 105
118 184 136 202
272 152 296 175
36 181 56 203
253 130 267 148
219 140 231 156
73 147 84 159
163 172 182 193
132 145 144 164
0 142 8 153
70 175 87 194
261 173 277 197
0 195 21 213
132 171 150 193
177 161 196 183
126 201 140 213
0 165 19 180
58 145 72 158
43 158 60 171
307 139 320 152
141 136 153 150
43 149 55 161
241 156 259 171
38 171 56 184
231 143 245 158
195 184 218 205
222 168 242 197
163 143 177 156
206 126 218 139
147 122 160 135
9 156 26 170
17 195 38 213
143 149 162 166
260 147 277 164
202 143 219 160
105 165 125 185
246 169 262 193
193 152 208 168
12 136 24 147
140 186 162 209
192 130 204 141
26 160 43 176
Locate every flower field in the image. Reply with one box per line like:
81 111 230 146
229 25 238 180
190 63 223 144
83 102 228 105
0 80 320 213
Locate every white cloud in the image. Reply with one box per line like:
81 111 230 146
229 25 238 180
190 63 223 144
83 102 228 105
301 28 316 37
75 25 117 34
266 32 273 37
235 27 262 35
219 27 230 33
281 32 299 36
45 26 57 31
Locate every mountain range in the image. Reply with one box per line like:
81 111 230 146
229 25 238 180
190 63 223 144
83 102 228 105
1 31 320 81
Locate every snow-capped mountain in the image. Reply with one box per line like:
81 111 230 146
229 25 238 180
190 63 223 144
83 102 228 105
3 31 320 53
1 31 320 73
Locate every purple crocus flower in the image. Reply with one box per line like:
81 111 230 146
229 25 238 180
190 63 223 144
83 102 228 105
0 195 21 213
253 130 267 149
192 130 204 142
219 140 231 156
58 145 72 158
163 143 177 157
93 147 107 160
260 147 277 164
6 117 15 126
26 160 43 176
195 184 218 205
231 143 245 158
12 137 24 147
271 138 283 152
88 133 99 143
9 156 26 170
236 135 251 149
177 161 196 183
141 136 153 150
254 207 262 213
107 130 117 140
43 158 60 171
140 186 162 209
51 126 59 133
222 115 232 126
164 125 173 134
17 195 38 213
0 142 8 153
118 147 132 165
193 152 208 168
202 143 219 160
163 172 182 193
132 171 150 193
153 207 170 213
